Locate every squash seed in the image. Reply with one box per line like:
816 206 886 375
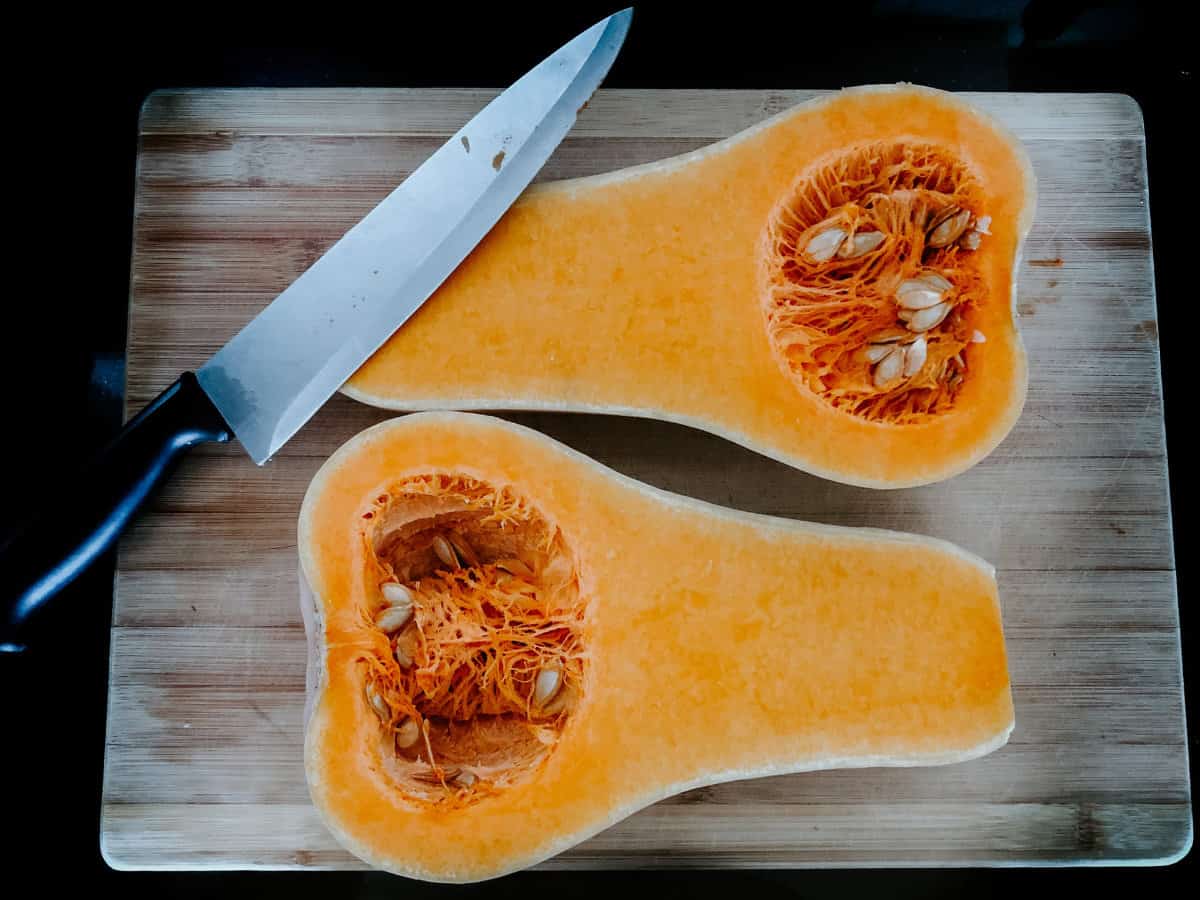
927 207 971 248
803 227 847 263
971 330 987 343
393 629 418 669
896 273 951 310
902 336 928 377
920 272 952 292
395 717 421 749
836 230 885 259
365 684 389 721
447 532 481 568
455 770 478 788
904 301 951 333
375 604 413 634
432 535 460 568
533 664 563 707
896 284 945 311
872 346 904 388
960 231 982 250
864 344 894 364
381 582 415 607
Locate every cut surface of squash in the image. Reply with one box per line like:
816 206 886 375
344 85 1035 488
299 412 1013 881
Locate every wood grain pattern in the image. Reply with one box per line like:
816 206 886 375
102 89 1190 871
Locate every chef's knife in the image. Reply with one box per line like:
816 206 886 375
0 10 632 653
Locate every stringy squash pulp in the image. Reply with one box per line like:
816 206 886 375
344 85 1036 487
299 413 1013 881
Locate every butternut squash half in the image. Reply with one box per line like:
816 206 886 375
344 85 1036 488
299 412 1013 881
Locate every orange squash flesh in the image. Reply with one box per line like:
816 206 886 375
299 412 1013 881
345 85 1036 488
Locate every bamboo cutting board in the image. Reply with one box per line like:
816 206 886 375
102 89 1190 870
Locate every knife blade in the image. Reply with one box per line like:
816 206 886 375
0 10 632 652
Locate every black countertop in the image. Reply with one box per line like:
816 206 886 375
1 1 1193 893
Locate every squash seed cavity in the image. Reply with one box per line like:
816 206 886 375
361 473 585 807
763 142 991 423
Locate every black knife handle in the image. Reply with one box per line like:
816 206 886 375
0 373 232 653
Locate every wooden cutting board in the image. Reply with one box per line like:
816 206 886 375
101 89 1190 870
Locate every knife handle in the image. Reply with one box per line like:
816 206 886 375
0 373 232 653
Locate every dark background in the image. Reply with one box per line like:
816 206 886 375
1 1 1193 895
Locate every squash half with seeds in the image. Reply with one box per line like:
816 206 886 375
344 85 1036 488
300 412 1014 882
